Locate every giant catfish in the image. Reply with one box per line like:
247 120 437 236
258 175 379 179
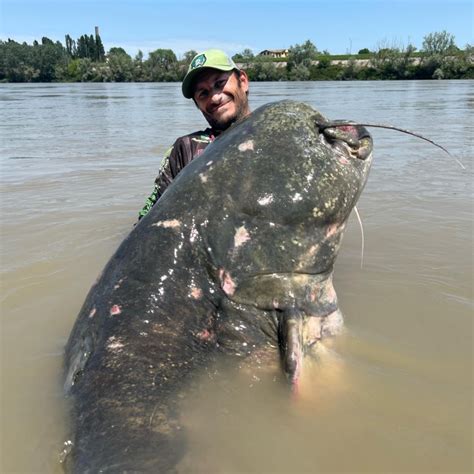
63 100 373 472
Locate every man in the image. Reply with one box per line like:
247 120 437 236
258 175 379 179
138 49 251 220
138 48 371 221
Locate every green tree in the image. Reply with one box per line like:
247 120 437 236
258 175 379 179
419 31 460 79
422 30 456 55
316 50 331 69
95 33 105 61
310 61 344 80
335 58 353 80
107 47 133 81
288 63 311 80
65 34 76 57
287 39 318 77
76 35 88 59
429 44 474 79
0 39 37 81
369 41 417 79
459 44 474 78
34 38 68 81
133 50 145 81
182 50 198 66
145 48 179 81
108 47 128 56
135 50 144 62
247 56 286 81
0 36 68 82
62 58 83 81
176 50 198 80
74 57 95 81
76 34 97 60
41 37 54 45
232 48 254 65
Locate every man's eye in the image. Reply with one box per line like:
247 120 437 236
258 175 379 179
197 90 208 99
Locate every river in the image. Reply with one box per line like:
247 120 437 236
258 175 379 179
1 80 472 473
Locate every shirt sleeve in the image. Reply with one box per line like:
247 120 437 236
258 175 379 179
137 144 175 221
137 132 212 221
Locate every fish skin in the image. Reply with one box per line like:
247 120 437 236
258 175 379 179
63 100 373 472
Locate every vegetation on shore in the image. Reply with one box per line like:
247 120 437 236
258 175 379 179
1 30 472 83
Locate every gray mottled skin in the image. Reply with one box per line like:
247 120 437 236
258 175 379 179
63 100 373 472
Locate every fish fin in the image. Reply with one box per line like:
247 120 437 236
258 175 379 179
278 308 303 388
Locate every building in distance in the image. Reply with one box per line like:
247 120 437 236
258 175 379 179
258 49 289 58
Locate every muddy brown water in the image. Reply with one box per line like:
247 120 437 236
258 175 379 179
1 81 472 473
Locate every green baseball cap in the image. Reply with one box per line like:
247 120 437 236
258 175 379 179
182 49 239 99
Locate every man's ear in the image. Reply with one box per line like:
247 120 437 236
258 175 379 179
239 70 249 93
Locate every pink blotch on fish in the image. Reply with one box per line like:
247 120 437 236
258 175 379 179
238 140 254 152
234 226 250 248
338 156 350 165
190 287 203 300
110 305 122 316
153 219 181 229
219 269 236 296
325 223 340 239
196 329 215 342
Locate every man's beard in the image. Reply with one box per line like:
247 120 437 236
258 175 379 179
206 104 245 131
205 94 249 131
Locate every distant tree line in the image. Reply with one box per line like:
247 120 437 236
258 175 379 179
237 33 473 81
0 30 472 83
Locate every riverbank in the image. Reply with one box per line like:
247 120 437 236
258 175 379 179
1 36 473 82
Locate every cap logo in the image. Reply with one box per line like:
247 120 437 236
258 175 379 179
191 53 207 70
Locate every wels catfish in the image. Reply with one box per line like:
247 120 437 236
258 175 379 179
63 100 373 472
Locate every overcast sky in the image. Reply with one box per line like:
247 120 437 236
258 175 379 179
1 0 472 58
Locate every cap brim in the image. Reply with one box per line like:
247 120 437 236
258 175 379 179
182 65 235 99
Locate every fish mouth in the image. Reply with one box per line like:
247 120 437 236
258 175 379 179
224 270 339 316
219 269 344 390
318 121 373 161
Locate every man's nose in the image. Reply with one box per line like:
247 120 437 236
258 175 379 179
209 89 222 103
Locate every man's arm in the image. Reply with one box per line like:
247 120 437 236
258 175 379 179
137 183 160 221
137 132 213 221
137 146 175 221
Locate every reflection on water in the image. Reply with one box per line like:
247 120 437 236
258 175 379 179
1 81 472 473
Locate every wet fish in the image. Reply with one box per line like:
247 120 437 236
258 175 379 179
63 100 373 472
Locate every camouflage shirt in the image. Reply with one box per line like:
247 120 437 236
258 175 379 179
138 129 219 220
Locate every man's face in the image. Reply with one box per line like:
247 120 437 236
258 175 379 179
193 69 250 131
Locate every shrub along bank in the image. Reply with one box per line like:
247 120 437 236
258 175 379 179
1 31 472 82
